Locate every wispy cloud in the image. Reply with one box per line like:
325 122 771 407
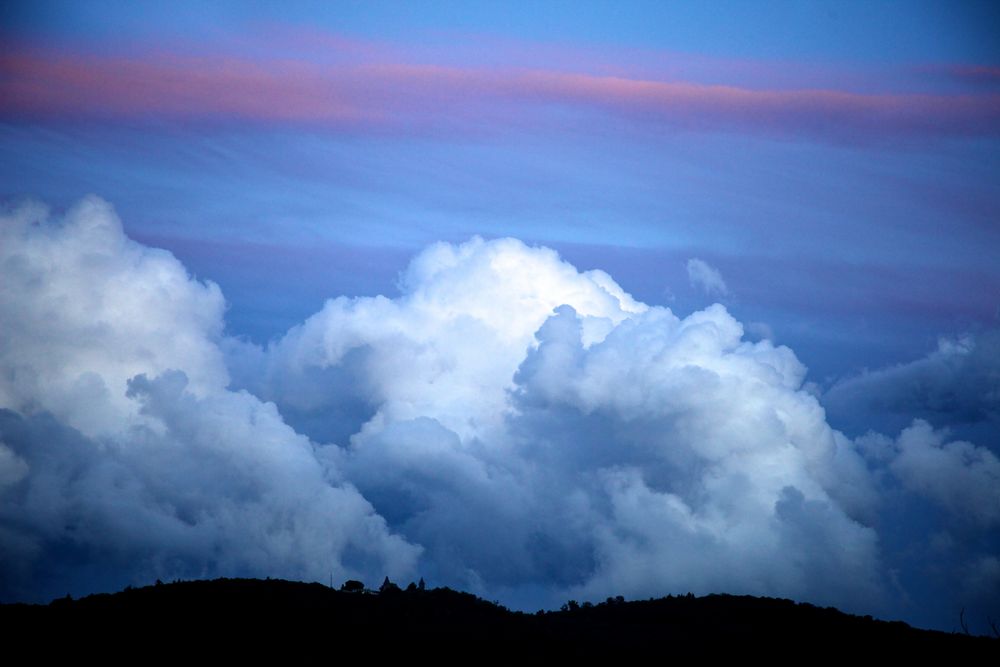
918 63 1000 87
2 40 998 142
686 258 728 297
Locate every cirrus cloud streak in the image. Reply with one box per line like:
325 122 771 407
2 41 999 142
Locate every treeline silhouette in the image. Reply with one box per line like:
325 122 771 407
2 577 994 657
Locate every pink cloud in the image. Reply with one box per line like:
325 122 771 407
0 50 368 124
1 44 997 141
939 64 1000 87
955 65 1000 83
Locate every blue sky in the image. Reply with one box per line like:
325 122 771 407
7 1 1000 63
1 1 998 632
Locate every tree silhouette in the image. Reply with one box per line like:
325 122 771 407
340 579 364 593
379 576 401 594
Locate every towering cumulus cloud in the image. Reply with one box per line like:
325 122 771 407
237 239 882 612
1 197 996 631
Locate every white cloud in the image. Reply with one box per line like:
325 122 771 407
2 196 997 629
241 233 883 611
686 258 728 296
0 196 228 438
0 198 419 601
890 420 1000 527
242 236 646 442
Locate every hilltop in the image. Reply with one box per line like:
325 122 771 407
2 578 993 657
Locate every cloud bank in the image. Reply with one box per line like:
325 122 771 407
1 197 997 631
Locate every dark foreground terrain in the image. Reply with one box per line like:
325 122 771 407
3 578 994 658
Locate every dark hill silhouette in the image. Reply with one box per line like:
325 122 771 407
2 578 994 658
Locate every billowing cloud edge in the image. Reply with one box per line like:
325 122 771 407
1 197 997 632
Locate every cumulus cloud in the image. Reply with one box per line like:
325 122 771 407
232 233 883 610
2 196 997 631
824 331 1000 444
889 420 1000 527
235 236 646 443
686 258 728 297
0 198 418 601
852 418 1000 630
0 197 228 437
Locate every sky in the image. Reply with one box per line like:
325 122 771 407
1 1 999 633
